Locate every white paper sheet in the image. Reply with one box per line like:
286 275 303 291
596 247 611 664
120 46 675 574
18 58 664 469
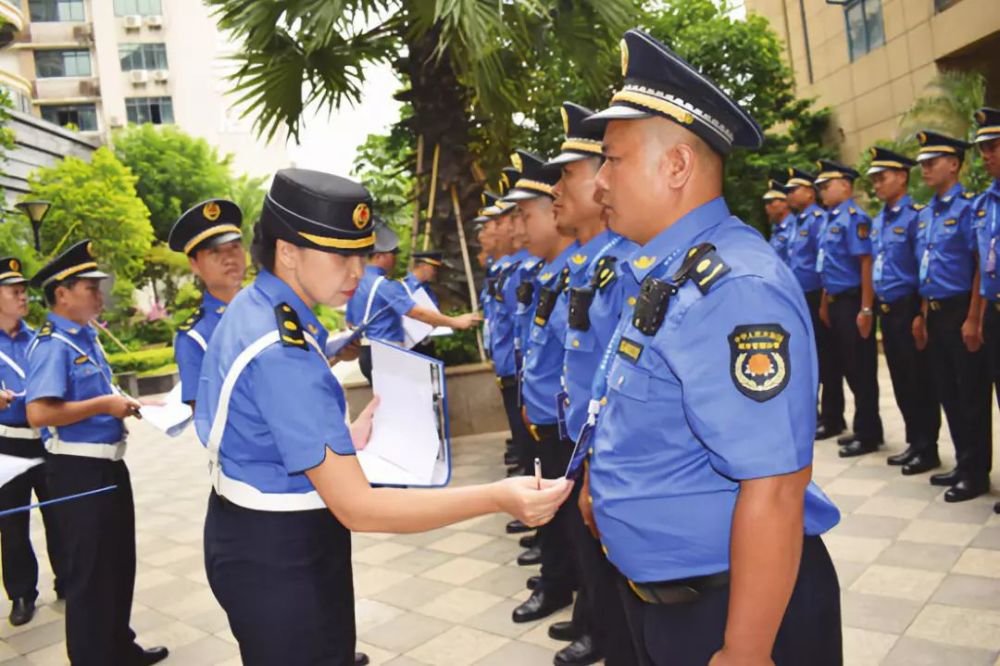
403 288 453 348
139 383 193 437
357 340 446 486
0 454 43 489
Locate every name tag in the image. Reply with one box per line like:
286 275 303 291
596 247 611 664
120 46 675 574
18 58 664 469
617 337 644 363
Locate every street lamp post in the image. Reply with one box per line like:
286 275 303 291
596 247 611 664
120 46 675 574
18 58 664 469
15 200 52 253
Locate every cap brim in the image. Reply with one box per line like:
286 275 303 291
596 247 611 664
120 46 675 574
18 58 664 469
0 276 28 286
544 151 594 168
975 133 1000 144
502 188 545 202
762 194 786 201
190 231 243 255
916 152 950 163
582 105 654 131
76 270 110 281
866 165 890 176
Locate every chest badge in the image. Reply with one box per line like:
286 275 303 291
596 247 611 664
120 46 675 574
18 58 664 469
728 324 790 403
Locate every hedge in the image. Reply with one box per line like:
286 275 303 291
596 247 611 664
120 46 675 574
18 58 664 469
107 347 175 374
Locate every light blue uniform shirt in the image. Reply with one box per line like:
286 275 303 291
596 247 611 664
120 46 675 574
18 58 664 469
403 273 439 308
0 320 33 426
515 255 543 356
589 198 839 583
974 180 1000 300
345 265 416 343
521 242 578 426
916 183 978 300
769 213 795 265
787 203 825 292
195 270 354 495
174 291 228 403
488 253 523 378
872 195 922 303
817 197 872 295
562 231 638 439
27 313 125 445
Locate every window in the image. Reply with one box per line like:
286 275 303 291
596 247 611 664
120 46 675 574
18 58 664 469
845 0 885 62
113 0 161 16
34 49 92 78
40 104 98 131
119 43 168 71
126 97 174 125
28 0 85 22
0 85 32 114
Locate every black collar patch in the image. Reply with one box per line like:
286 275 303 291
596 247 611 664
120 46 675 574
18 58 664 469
728 324 790 402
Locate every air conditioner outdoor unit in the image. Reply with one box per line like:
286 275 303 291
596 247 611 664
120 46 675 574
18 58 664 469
153 69 168 83
123 15 142 30
129 70 148 85
78 79 100 96
145 15 164 28
72 23 94 42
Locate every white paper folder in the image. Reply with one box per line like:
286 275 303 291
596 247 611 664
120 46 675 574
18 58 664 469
357 340 451 487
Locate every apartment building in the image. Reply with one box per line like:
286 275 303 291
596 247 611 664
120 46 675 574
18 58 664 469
0 0 288 178
744 0 1000 161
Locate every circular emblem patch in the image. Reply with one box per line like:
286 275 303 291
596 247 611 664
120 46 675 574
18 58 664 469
203 202 222 221
728 324 791 402
561 107 570 136
352 203 371 230
9 259 19 272
620 38 629 77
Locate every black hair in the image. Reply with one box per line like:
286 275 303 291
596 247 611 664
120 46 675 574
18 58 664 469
43 277 79 306
250 221 276 272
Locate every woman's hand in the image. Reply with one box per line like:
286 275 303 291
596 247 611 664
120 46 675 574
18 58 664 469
492 476 573 527
350 395 380 451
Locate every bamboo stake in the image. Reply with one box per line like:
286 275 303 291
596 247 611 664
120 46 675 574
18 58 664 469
409 134 425 269
422 143 441 251
450 184 485 363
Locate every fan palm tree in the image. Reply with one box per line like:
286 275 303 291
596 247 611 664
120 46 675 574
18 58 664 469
207 0 634 284
898 69 986 141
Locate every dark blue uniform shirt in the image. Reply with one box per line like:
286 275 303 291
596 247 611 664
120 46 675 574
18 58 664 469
916 183 978 300
817 197 871 295
872 195 922 303
769 213 795 265
787 204 825 293
974 180 1000 301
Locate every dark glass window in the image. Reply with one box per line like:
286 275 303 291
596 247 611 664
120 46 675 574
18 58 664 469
40 104 98 131
125 97 174 125
845 0 886 62
28 0 85 22
34 49 92 78
119 43 168 71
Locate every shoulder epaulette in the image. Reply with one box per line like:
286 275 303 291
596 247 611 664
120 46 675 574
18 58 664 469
177 307 205 332
37 321 53 338
593 256 619 291
962 191 977 200
274 303 307 350
675 243 731 295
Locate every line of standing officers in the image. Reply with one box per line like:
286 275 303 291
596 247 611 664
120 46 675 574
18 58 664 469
767 107 1000 506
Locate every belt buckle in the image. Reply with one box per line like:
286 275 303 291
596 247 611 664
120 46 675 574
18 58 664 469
827 293 836 303
930 300 941 311
994 302 1000 314
528 423 541 442
880 303 890 314
627 579 656 604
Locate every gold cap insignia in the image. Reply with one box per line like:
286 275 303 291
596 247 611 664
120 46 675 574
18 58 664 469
9 259 19 271
352 203 371 230
632 255 656 270
561 107 570 136
917 131 927 145
787 167 795 177
510 153 523 172
976 110 986 124
815 160 822 170
620 38 629 77
203 202 222 221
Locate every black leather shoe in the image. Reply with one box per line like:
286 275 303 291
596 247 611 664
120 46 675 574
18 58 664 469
517 545 542 566
901 454 940 476
815 423 845 440
512 589 572 623
527 575 541 590
555 635 603 666
507 519 531 534
548 620 580 642
504 452 519 465
519 533 537 548
887 446 917 466
137 646 169 665
8 597 35 627
930 468 961 487
838 439 881 458
994 500 1000 514
355 652 370 666
944 479 990 503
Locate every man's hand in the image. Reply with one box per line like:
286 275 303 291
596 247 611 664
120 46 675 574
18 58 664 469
709 648 775 666
962 316 983 353
856 311 873 339
818 297 830 328
0 389 14 411
450 313 483 330
912 315 927 351
104 395 142 419
577 464 599 540
331 340 361 365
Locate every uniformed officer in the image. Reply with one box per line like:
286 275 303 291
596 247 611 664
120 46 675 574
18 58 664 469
763 179 794 264
971 110 1000 512
913 130 992 502
579 30 842 665
167 199 246 406
547 101 638 666
402 250 443 357
503 149 579 622
785 167 846 441
345 221 479 384
25 240 168 665
814 160 884 456
866 148 941 473
195 168 571 665
0 257 64 627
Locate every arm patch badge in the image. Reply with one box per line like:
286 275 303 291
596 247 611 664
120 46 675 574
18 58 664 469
856 222 870 240
728 324 790 402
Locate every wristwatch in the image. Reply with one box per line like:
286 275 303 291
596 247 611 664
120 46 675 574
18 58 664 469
860 307 874 316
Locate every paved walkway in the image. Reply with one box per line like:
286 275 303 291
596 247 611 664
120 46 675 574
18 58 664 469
2 358 1000 665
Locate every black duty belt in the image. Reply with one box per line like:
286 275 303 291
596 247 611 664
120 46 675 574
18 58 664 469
826 287 860 303
526 421 559 442
990 301 1000 314
927 294 969 312
627 570 730 605
877 292 919 315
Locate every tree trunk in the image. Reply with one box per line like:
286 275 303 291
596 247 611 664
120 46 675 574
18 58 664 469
396 24 484 310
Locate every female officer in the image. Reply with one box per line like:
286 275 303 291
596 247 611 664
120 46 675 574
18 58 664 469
195 168 571 666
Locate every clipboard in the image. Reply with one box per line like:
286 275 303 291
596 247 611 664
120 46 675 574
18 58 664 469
356 339 451 487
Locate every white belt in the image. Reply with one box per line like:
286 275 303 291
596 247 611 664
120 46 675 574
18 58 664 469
45 437 127 461
0 425 40 440
211 463 325 512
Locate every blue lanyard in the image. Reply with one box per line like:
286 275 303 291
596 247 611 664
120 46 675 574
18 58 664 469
584 246 685 425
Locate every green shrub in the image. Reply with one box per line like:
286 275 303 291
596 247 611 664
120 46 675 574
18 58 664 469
107 347 176 374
